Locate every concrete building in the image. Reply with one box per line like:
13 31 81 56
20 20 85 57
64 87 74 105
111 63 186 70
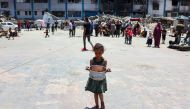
0 0 100 20
147 0 190 17
0 0 14 17
1 0 190 20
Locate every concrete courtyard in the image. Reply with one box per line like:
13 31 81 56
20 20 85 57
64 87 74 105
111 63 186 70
0 29 190 109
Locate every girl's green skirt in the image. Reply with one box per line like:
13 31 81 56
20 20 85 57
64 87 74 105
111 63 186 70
85 78 107 93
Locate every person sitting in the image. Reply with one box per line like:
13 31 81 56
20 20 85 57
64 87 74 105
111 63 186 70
169 31 181 46
13 28 18 37
8 28 14 40
184 29 190 46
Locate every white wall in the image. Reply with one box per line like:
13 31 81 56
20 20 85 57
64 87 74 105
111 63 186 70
148 0 165 17
0 0 14 17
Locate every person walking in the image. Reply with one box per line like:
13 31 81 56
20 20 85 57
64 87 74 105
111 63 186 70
82 17 93 51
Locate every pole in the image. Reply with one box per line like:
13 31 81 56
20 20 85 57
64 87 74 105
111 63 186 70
164 0 166 17
14 0 17 19
31 0 34 20
97 0 100 15
48 0 51 12
65 0 68 19
81 0 84 19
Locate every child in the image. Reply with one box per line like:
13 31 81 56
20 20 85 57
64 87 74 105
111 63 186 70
125 26 133 44
8 28 14 40
44 29 49 38
85 43 111 109
51 24 55 35
146 31 153 47
162 27 167 44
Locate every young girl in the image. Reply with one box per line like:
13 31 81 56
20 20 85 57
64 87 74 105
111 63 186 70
146 31 153 47
85 43 111 109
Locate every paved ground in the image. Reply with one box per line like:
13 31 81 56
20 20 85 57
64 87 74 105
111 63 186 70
0 29 190 109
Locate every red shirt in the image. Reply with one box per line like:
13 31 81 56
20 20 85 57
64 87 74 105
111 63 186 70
126 29 133 37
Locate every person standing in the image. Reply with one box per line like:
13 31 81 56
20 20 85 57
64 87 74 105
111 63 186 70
85 43 111 109
125 26 133 45
115 20 121 38
69 20 73 37
17 20 21 32
55 20 58 31
153 22 162 48
110 21 116 37
26 20 30 31
82 17 93 51
94 21 99 37
51 24 55 35
146 31 153 47
72 20 76 37
162 27 167 44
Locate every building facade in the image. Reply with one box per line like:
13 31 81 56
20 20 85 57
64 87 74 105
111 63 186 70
0 0 190 20
0 0 100 20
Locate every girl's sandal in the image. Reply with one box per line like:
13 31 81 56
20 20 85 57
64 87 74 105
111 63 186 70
100 102 105 109
92 105 99 109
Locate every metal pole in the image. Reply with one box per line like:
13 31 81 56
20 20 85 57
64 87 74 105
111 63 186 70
48 0 51 12
31 0 34 20
164 0 166 17
146 0 149 15
65 0 68 19
97 0 100 15
14 0 17 19
82 0 84 19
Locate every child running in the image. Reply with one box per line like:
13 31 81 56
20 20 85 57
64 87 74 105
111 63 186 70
44 28 49 38
85 43 111 109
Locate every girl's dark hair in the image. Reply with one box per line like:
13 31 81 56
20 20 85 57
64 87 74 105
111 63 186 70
93 43 104 52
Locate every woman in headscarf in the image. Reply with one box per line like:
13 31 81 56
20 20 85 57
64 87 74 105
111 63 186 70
153 22 162 48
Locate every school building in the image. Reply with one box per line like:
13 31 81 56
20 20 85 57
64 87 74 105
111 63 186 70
0 0 190 20
0 0 101 20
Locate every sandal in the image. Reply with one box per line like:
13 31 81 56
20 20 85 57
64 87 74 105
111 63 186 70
100 102 105 109
92 105 99 109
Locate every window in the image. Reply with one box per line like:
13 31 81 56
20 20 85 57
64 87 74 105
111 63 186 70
35 11 37 15
25 11 28 15
52 11 64 17
16 0 31 3
91 0 97 3
8 23 13 25
42 11 44 15
1 23 6 25
34 0 48 3
134 0 145 5
58 0 64 3
29 11 31 15
68 0 81 3
172 0 178 6
181 0 190 6
68 11 81 17
1 2 8 8
17 11 20 15
153 2 159 10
